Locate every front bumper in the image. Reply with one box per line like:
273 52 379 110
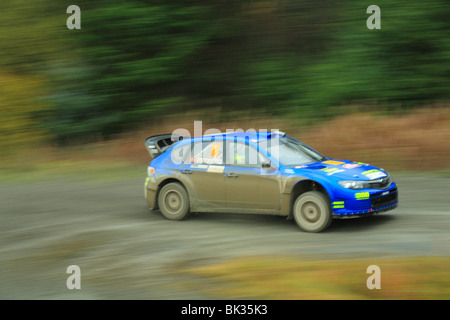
331 184 398 218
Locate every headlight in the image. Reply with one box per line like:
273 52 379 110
338 174 392 190
338 180 366 189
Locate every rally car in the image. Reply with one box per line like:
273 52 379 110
144 131 398 232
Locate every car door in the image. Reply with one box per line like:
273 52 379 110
178 139 227 207
224 141 281 210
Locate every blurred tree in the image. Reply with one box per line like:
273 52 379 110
0 73 50 152
1 0 448 144
49 0 215 141
48 0 341 140
0 1 64 72
299 0 450 110
0 0 69 150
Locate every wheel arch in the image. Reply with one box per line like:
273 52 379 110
288 179 332 219
155 178 188 210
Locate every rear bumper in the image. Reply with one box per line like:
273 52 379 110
145 186 158 210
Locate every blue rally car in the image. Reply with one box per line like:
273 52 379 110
144 131 398 232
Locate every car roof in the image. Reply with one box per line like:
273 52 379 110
169 131 288 152
190 130 286 143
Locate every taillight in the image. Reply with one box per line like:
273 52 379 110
147 167 156 175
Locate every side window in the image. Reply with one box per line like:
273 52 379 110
191 140 224 165
226 141 263 167
171 143 191 164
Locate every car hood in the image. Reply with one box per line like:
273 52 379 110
286 159 388 181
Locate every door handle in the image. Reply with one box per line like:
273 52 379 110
225 173 239 178
180 169 192 174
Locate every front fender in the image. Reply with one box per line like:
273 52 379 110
282 172 335 197
279 172 336 216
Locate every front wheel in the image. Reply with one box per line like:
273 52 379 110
158 183 190 220
293 191 332 232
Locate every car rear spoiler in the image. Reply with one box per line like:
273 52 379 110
144 133 182 159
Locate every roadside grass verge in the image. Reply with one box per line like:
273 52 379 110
177 255 450 300
1 106 449 182
49 106 449 172
1 160 143 184
0 145 145 184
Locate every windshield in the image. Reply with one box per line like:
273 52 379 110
263 137 326 166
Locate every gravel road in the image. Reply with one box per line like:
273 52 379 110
1 174 449 299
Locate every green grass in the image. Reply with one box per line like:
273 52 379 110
0 159 144 184
177 256 450 300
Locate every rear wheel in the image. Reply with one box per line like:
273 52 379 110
293 191 332 232
158 183 190 220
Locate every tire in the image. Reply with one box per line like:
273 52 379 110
293 191 332 232
158 183 190 220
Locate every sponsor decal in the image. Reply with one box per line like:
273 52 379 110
332 201 345 209
362 169 386 180
322 160 345 165
191 164 208 169
355 192 370 200
343 163 361 169
207 165 224 173
321 167 338 173
284 169 295 174
194 157 223 165
321 167 345 176
210 142 221 158
327 169 345 176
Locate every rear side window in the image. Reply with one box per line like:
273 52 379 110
191 140 224 165
171 143 191 164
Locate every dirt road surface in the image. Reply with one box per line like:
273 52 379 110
1 174 449 299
